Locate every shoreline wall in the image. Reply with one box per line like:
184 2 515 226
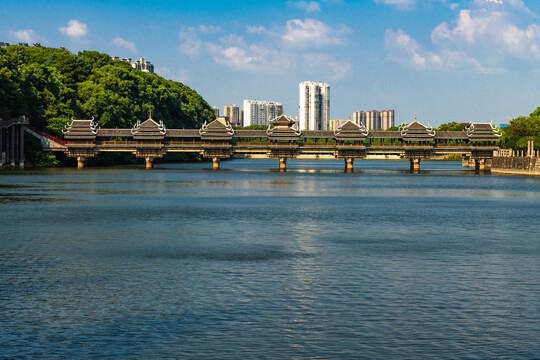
491 156 540 176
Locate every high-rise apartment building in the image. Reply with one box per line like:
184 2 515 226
224 105 242 126
328 119 346 131
243 100 283 127
380 110 395 130
352 111 365 127
212 107 220 117
111 56 155 74
299 81 330 130
132 58 154 73
353 110 395 130
365 110 380 130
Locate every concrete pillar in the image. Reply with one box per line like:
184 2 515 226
10 126 15 167
0 128 3 167
279 158 287 170
77 156 87 169
345 158 354 170
19 126 25 168
478 160 485 171
212 157 220 169
410 158 420 171
145 157 154 169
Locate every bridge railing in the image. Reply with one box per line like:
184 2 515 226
167 140 204 146
28 126 67 145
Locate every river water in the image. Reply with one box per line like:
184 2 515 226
1 159 539 359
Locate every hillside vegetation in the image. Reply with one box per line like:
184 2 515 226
500 107 540 150
0 45 214 135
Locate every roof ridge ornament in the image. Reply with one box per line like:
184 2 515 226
266 114 301 139
334 119 368 140
131 116 166 137
400 115 435 139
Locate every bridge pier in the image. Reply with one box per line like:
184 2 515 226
77 156 87 169
279 158 287 170
0 128 3 168
345 158 354 171
410 158 420 171
19 126 25 168
475 159 485 171
212 157 221 169
145 157 154 169
10 126 16 167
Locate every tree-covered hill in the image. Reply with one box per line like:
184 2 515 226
0 45 215 135
500 107 540 150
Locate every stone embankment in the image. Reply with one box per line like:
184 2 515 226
491 142 540 175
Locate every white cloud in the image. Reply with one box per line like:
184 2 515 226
288 1 321 13
302 52 352 79
385 0 540 72
9 29 37 43
430 7 540 58
198 25 222 34
178 19 352 78
111 37 137 53
385 28 486 71
282 18 350 48
179 27 202 57
59 19 88 39
373 0 416 10
246 25 278 36
205 42 290 73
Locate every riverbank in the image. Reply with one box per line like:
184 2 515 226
491 156 540 176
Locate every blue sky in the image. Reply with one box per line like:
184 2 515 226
2 0 540 126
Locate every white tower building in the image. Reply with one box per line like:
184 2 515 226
299 81 330 130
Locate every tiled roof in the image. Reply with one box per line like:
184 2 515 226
63 118 98 139
466 123 501 142
199 119 234 140
334 120 368 141
131 118 166 139
400 118 435 141
267 115 301 141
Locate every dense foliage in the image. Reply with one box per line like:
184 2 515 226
232 125 268 130
0 45 214 135
436 122 468 131
500 107 540 150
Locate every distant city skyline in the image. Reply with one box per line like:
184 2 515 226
2 0 540 126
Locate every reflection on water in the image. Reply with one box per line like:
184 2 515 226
0 159 539 359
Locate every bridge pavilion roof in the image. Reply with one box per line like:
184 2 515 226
434 131 467 140
368 131 401 139
334 120 368 141
131 116 166 140
199 118 234 140
466 123 501 142
400 116 435 142
63 118 98 139
302 130 334 138
266 115 301 141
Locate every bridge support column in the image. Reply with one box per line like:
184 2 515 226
212 157 221 169
77 156 87 169
279 158 287 170
10 126 16 167
145 157 154 169
410 158 420 171
0 128 3 168
475 159 485 171
345 158 354 171
19 126 25 168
